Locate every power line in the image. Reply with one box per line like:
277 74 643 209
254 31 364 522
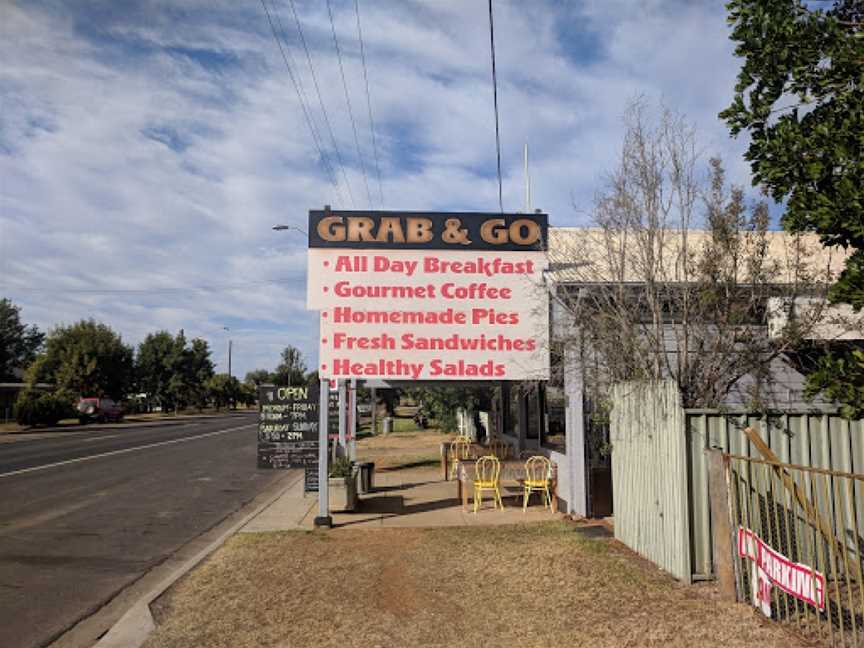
325 0 374 209
487 0 504 213
266 0 347 206
286 0 356 209
259 0 345 206
353 0 385 208
13 276 304 295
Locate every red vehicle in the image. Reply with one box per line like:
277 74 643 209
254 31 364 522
77 397 124 424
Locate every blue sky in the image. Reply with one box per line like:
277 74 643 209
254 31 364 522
0 0 757 377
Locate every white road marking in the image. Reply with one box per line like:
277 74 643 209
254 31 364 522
84 434 121 442
0 423 257 479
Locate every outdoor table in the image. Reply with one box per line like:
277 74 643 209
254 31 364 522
456 459 558 513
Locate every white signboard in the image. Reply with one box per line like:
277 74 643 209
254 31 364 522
738 527 826 615
305 211 550 381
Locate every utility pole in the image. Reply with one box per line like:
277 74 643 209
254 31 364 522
223 327 232 379
524 142 532 213
223 326 233 409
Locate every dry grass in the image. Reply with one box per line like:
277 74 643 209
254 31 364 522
356 428 451 471
145 522 813 648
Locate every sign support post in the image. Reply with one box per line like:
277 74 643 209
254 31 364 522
338 379 347 451
348 378 357 461
314 379 332 528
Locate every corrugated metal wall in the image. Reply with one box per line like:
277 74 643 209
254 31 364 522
686 409 864 579
610 380 691 582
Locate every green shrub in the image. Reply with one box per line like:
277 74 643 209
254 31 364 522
329 456 353 479
15 390 74 426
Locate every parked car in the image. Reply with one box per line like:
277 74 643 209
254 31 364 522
77 397 124 424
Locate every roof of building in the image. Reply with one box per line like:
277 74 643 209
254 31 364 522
547 227 850 285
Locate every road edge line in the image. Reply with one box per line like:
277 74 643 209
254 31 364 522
92 469 304 648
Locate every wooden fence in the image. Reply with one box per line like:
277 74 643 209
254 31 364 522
610 380 864 583
610 381 691 582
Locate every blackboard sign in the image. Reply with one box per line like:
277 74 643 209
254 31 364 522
257 441 318 469
258 385 319 469
304 465 319 492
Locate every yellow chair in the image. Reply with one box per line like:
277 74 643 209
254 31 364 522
487 439 511 459
448 438 471 480
522 456 552 512
473 455 503 513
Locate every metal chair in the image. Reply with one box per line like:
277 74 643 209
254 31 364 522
448 437 472 480
487 439 511 459
522 456 552 512
473 455 504 513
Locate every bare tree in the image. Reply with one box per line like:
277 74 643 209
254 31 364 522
550 101 845 409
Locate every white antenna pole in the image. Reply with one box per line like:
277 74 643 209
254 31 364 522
523 142 532 213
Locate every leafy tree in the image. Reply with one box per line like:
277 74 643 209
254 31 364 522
135 331 175 409
163 330 215 412
186 338 215 409
721 0 864 414
410 386 489 433
0 298 45 381
805 348 864 419
206 373 241 410
721 0 863 305
26 320 133 399
135 330 213 412
244 368 273 387
272 345 307 386
238 382 257 407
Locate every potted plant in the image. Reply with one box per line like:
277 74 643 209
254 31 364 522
329 456 358 512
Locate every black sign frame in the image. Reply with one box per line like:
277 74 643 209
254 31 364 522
257 384 320 469
308 209 548 251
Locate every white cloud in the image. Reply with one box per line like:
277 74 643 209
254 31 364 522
0 0 757 378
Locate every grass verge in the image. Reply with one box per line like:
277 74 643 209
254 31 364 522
145 522 808 648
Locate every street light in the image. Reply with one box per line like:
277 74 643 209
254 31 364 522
272 224 307 235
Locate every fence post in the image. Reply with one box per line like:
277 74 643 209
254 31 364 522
705 448 736 601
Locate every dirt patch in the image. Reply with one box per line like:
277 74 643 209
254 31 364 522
145 523 812 648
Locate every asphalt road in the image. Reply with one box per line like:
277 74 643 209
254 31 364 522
0 412 291 648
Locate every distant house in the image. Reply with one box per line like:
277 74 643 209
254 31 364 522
0 381 53 422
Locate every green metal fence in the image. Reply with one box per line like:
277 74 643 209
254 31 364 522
727 454 864 647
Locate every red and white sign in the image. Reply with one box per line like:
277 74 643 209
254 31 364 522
737 527 826 613
307 249 549 380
